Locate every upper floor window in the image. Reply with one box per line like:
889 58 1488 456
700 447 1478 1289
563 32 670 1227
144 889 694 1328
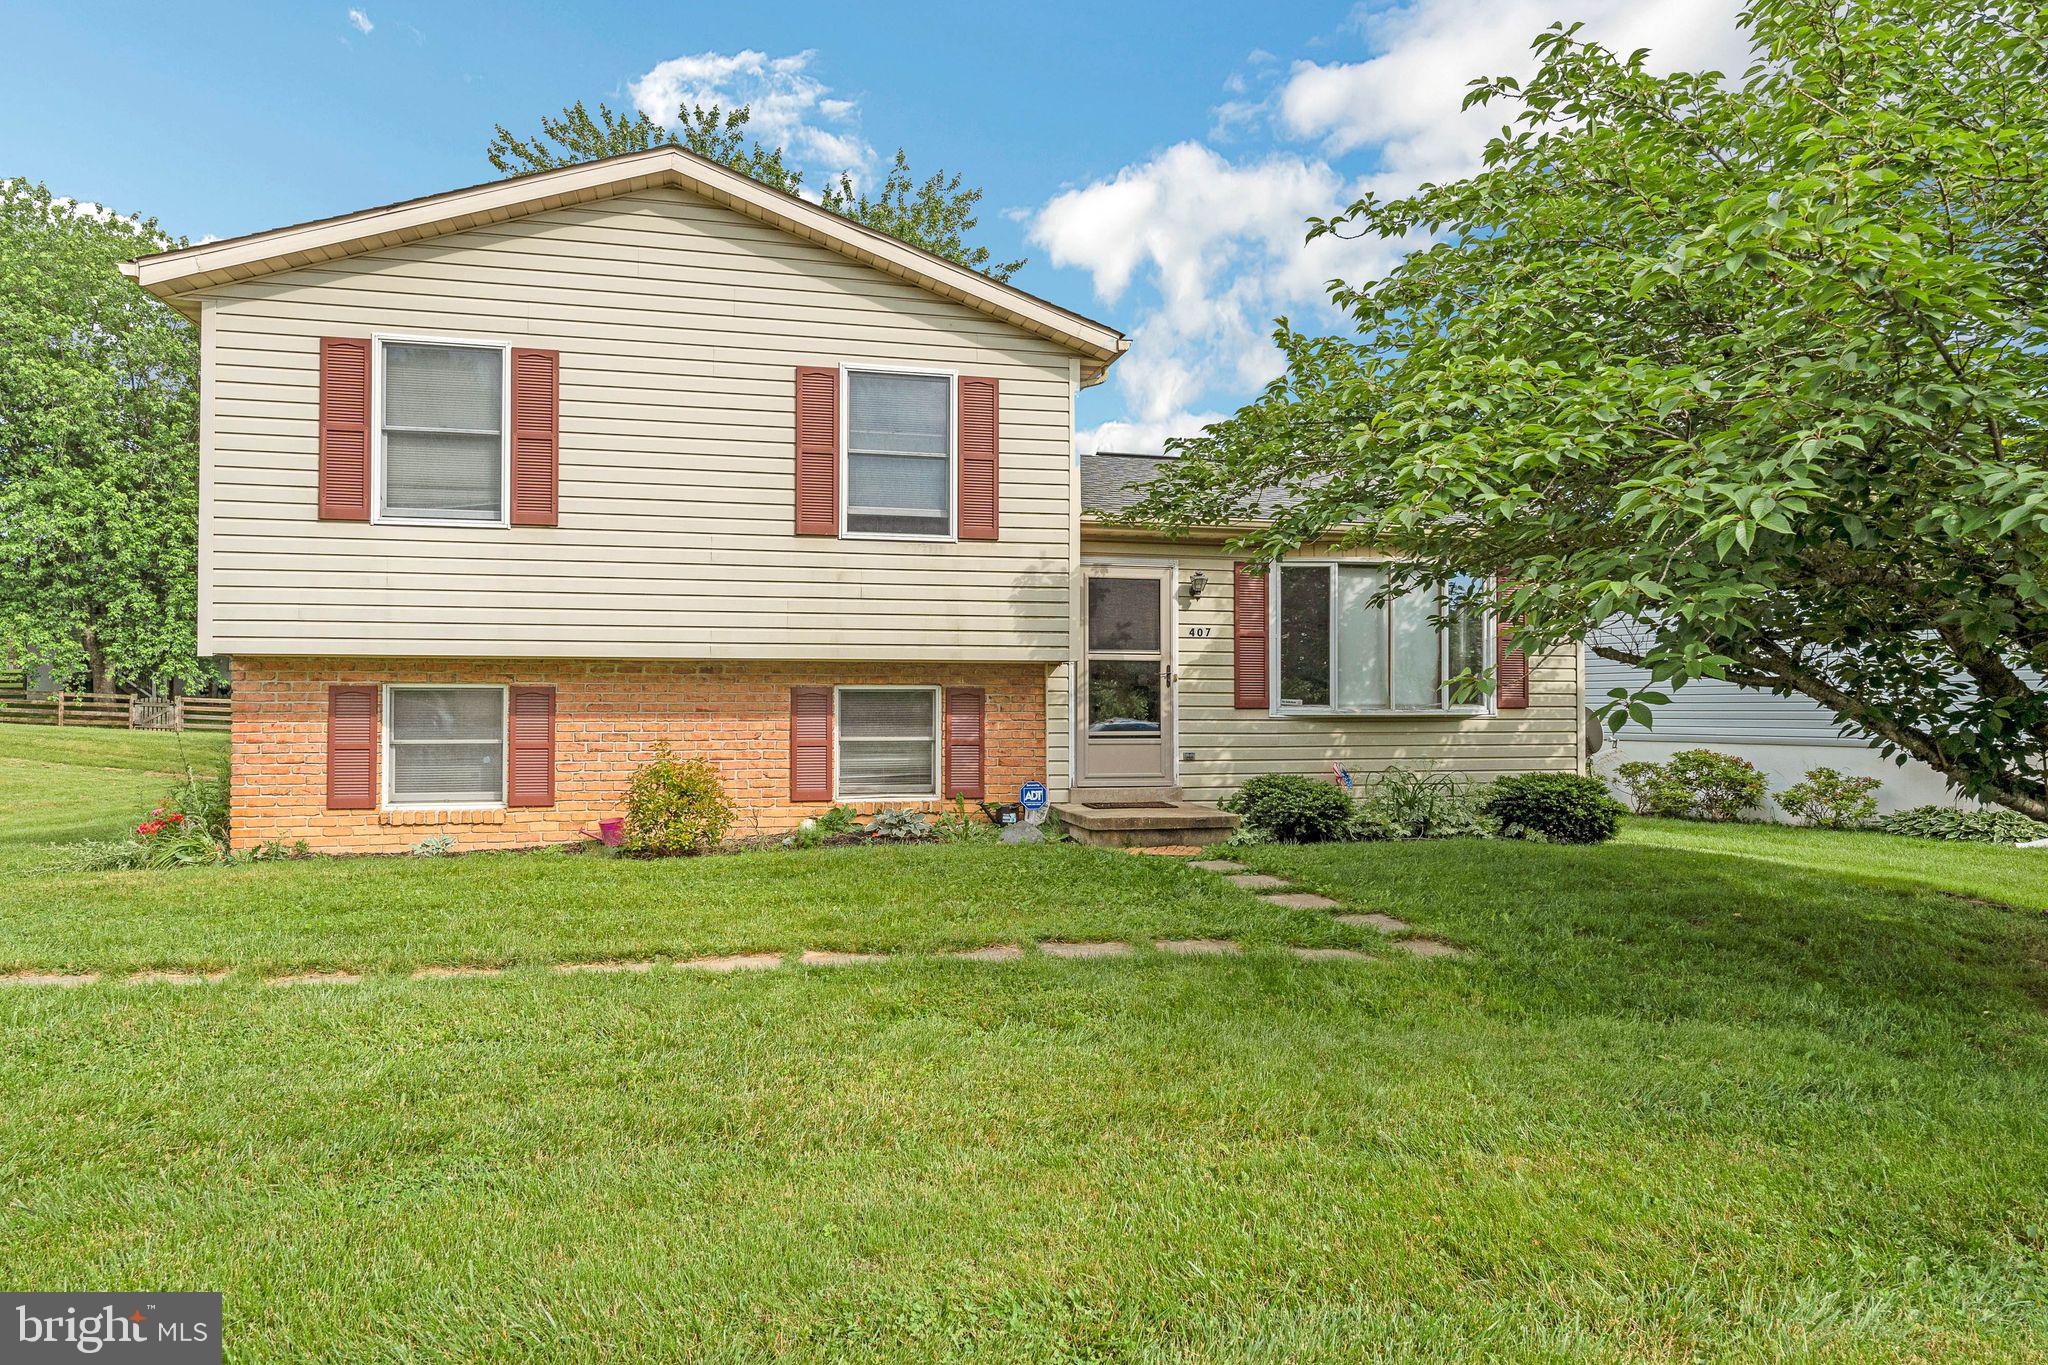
844 368 952 539
1274 563 1491 714
380 340 506 524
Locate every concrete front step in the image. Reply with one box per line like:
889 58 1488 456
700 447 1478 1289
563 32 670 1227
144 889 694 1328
1051 798 1240 848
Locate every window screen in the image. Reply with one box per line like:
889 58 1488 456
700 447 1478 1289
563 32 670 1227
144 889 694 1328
387 686 505 805
837 688 938 797
846 371 950 537
382 342 504 521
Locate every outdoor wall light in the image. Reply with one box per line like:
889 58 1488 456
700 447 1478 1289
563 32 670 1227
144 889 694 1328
1186 571 1209 601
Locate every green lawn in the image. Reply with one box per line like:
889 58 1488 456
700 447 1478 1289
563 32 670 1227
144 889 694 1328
3 723 2046 1361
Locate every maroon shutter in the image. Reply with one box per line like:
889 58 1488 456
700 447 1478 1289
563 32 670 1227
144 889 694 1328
794 366 839 535
1497 622 1530 710
509 348 560 527
957 376 999 540
943 687 986 799
1233 563 1269 709
507 685 556 806
790 686 833 801
326 684 378 810
318 338 372 520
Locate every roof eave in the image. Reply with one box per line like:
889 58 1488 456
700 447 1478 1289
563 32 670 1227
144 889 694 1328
122 148 1127 366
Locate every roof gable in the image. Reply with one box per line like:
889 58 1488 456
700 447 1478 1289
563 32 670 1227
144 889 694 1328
121 147 1127 382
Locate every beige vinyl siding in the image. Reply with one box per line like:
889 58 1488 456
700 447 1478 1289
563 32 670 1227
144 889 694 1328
197 185 1077 661
1080 538 1584 802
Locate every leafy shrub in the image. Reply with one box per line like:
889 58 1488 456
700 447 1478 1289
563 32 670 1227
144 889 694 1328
1222 773 1356 843
938 797 997 843
1346 804 1404 842
1358 764 1493 839
410 835 456 857
783 804 863 849
620 747 734 855
1483 773 1625 844
1776 767 1882 829
1612 760 1693 817
865 807 938 842
1872 805 2048 844
1661 750 1768 821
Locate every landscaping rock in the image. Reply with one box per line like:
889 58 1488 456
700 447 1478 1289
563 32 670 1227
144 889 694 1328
999 822 1045 845
1226 873 1290 891
1262 892 1340 910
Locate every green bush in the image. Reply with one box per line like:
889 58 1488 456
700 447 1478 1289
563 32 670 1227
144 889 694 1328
620 747 734 855
864 807 938 842
1871 805 2048 844
1359 764 1493 839
1483 773 1625 844
1775 767 1882 829
1612 750 1766 821
1223 773 1356 843
1613 760 1693 817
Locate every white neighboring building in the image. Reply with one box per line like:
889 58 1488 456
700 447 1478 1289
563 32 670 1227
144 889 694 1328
1585 648 1976 815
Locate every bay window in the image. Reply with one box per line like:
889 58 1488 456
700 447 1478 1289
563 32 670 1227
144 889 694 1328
1274 564 1491 714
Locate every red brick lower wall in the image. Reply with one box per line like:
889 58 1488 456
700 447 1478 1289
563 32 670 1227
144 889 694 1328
230 657 1050 854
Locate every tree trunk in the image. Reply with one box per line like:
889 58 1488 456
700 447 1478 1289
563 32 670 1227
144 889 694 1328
81 627 109 696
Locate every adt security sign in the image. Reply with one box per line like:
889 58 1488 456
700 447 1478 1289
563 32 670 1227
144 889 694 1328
1019 782 1048 812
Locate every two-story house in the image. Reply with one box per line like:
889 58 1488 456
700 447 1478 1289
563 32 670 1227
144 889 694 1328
122 147 1583 852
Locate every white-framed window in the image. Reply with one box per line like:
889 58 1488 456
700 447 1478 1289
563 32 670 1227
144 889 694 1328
383 684 507 808
376 336 510 525
835 686 941 799
842 366 954 540
1272 564 1492 715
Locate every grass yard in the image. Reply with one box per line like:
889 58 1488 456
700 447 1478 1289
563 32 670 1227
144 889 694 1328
3 721 2047 1360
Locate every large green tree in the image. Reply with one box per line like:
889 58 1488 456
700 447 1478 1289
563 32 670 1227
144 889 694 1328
1124 0 2048 818
0 178 203 694
487 100 1023 281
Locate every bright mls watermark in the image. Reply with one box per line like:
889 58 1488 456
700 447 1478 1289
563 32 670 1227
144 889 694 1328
4 1294 219 1362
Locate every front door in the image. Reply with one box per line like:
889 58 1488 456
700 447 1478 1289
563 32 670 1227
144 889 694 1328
1078 565 1174 786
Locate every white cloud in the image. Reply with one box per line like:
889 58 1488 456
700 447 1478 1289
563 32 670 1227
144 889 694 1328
1281 0 1750 184
629 49 870 178
1036 0 1750 450
1031 142 1397 440
346 8 372 35
1078 412 1231 457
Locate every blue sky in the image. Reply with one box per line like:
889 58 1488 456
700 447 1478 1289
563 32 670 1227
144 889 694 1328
3 0 1745 449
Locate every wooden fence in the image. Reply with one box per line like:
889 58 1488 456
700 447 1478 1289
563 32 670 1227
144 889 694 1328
0 691 230 733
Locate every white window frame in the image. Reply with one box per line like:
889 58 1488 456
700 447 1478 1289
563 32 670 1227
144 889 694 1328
371 332 514 529
380 682 509 811
1268 560 1495 718
838 363 958 543
832 684 943 801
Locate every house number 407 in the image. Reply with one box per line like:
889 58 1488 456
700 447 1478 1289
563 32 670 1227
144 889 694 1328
1187 626 1213 638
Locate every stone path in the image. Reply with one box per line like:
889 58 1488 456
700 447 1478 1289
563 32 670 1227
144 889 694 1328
1177 850 1472 962
0 846 1470 989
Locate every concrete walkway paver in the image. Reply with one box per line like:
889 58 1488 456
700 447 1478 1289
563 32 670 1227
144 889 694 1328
799 950 889 967
265 971 362 987
678 953 784 973
1189 859 1246 873
1336 913 1411 934
944 944 1026 962
1155 938 1243 956
1289 947 1373 963
1040 941 1134 959
1263 892 1341 910
555 960 655 974
0 971 100 987
1391 938 1469 959
128 969 231 986
1225 873 1290 891
412 965 504 979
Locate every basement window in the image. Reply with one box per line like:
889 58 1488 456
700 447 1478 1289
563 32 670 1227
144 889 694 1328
384 685 506 807
835 687 940 799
